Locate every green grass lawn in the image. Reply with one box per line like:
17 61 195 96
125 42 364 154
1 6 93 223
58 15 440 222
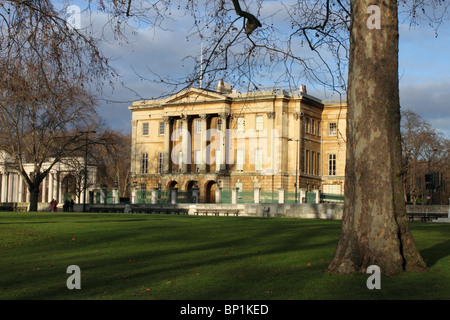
0 212 449 300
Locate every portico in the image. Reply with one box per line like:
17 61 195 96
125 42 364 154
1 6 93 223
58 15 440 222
0 151 97 206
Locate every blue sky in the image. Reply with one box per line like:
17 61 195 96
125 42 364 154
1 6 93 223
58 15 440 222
86 3 450 138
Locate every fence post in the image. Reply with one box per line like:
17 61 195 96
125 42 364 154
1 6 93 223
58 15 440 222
254 187 261 204
278 188 285 204
152 188 157 204
299 189 306 203
192 187 199 203
232 187 239 204
171 188 178 204
215 187 221 204
314 190 320 204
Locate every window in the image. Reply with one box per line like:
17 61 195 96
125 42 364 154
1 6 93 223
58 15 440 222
195 119 202 134
311 120 315 135
328 154 336 176
237 117 245 131
305 150 310 174
236 149 244 171
217 118 223 131
141 153 148 174
323 184 341 194
317 121 321 136
305 117 310 133
159 122 164 135
255 149 262 171
329 122 337 136
158 152 164 174
256 115 263 131
143 123 149 136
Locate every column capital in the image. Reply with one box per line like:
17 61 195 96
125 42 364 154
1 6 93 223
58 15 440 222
163 116 172 123
266 111 276 119
180 114 191 121
218 112 230 119
199 113 210 120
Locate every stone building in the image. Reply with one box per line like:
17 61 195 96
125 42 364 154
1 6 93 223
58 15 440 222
129 83 347 204
0 151 97 205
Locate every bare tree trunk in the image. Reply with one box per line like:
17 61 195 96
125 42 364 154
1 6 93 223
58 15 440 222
28 186 40 212
327 0 426 276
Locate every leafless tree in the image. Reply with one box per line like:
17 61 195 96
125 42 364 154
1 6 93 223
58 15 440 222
0 0 110 211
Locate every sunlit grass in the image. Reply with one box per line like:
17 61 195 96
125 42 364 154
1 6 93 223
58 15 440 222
0 212 448 300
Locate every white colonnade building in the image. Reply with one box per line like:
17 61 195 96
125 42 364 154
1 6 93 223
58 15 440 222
0 151 97 205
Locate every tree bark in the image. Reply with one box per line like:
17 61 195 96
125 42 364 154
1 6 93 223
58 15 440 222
327 0 426 276
28 185 40 212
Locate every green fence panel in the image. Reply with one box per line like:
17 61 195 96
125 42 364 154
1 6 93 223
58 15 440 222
260 191 278 203
306 192 316 203
220 190 232 204
320 193 344 202
157 190 171 204
285 192 298 203
135 190 151 204
238 191 254 204
178 190 194 203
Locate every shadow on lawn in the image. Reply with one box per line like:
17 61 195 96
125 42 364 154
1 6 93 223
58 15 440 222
420 239 450 267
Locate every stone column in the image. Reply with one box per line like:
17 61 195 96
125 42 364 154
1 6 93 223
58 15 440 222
163 116 172 173
199 114 209 173
219 112 229 172
48 172 54 202
18 175 24 202
7 173 13 202
42 175 47 203
278 188 285 204
181 115 190 173
1 172 7 202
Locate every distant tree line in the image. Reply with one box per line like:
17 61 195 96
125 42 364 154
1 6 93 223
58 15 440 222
401 109 450 205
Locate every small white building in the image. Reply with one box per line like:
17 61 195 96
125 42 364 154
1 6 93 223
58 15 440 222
0 151 97 206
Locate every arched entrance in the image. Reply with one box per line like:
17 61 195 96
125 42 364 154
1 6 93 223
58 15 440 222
168 180 178 189
186 180 196 191
205 180 216 203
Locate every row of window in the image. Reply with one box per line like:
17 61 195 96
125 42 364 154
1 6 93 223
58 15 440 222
140 152 337 176
142 119 338 137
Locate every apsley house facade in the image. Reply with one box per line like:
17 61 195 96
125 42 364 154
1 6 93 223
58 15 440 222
129 82 347 204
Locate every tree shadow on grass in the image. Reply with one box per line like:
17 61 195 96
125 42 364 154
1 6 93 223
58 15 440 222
420 239 450 267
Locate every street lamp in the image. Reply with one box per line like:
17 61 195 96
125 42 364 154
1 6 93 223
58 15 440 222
82 130 96 212
427 148 439 206
289 138 300 203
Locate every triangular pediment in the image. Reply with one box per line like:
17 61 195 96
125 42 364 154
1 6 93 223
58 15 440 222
161 88 228 105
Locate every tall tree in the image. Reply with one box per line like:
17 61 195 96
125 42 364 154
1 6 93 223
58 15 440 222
0 0 109 211
326 1 426 275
